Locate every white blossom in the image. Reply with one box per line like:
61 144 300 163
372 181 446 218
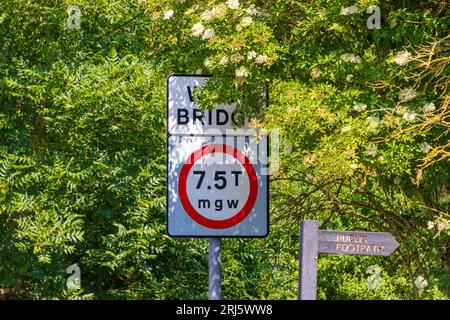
231 53 244 63
241 16 253 27
398 87 417 102
219 56 229 66
340 5 358 15
191 22 204 36
311 68 322 80
246 4 259 16
364 144 378 156
201 6 227 21
414 276 428 289
202 28 215 39
201 10 213 21
394 50 412 66
353 103 367 112
228 0 239 10
349 163 359 169
346 74 354 82
163 9 174 20
247 50 257 60
402 111 417 122
255 54 268 64
422 102 436 113
367 117 380 131
235 66 249 78
419 142 432 154
437 220 448 232
427 221 435 229
340 53 362 64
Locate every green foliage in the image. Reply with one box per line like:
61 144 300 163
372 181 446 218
0 0 449 300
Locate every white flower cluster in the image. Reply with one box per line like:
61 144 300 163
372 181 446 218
255 54 268 64
246 51 268 64
202 28 215 39
437 220 449 232
340 4 358 15
201 5 227 21
364 144 378 156
422 102 436 113
247 50 257 60
340 53 362 64
353 103 367 112
192 22 215 39
228 0 239 10
236 16 253 30
246 4 259 16
394 50 411 66
200 9 214 21
311 68 322 80
216 50 268 73
367 116 380 130
241 16 253 27
235 66 249 78
192 22 204 36
163 9 174 20
219 56 229 66
349 163 359 170
427 220 449 232
231 53 243 63
419 142 432 154
414 276 428 290
402 110 417 122
398 87 416 102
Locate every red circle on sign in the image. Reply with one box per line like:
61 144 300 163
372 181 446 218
178 144 258 229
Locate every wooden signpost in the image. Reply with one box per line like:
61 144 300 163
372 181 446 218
298 220 400 300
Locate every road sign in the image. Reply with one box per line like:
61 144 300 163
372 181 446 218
318 230 399 256
298 220 399 300
166 75 269 237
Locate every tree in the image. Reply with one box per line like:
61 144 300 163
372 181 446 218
0 0 448 299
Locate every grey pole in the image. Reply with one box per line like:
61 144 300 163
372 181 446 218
298 220 319 300
209 238 221 300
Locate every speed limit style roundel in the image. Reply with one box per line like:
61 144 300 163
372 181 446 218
178 143 258 230
166 74 269 238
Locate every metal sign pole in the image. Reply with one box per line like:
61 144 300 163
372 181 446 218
209 238 221 300
298 220 319 300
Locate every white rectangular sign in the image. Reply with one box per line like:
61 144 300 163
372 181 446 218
166 75 269 237
167 135 268 237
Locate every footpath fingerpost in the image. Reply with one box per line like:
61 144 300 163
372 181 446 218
298 220 400 300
